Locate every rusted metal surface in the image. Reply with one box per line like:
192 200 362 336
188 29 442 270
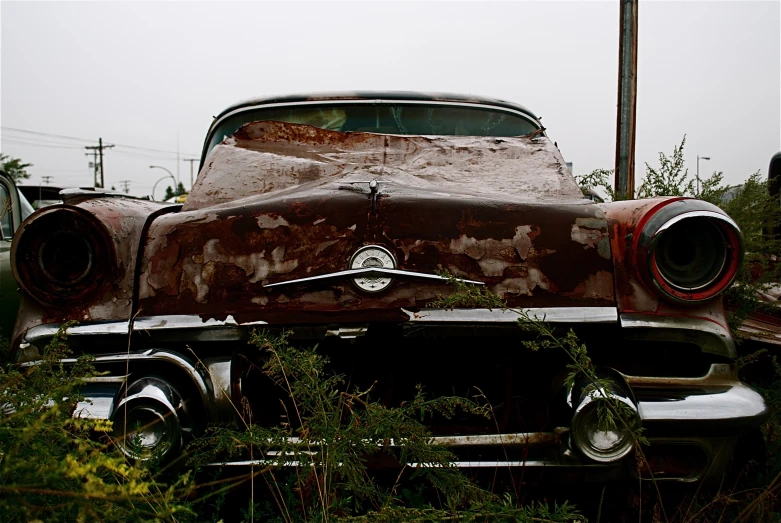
598 199 731 331
138 121 614 321
11 198 175 345
189 120 583 210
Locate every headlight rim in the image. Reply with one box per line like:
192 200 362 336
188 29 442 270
634 202 743 304
11 205 116 306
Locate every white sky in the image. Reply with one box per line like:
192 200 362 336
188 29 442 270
1 0 779 198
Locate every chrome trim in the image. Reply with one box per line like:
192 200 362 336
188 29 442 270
22 314 267 347
403 307 618 324
325 327 368 339
202 358 234 422
22 349 214 418
642 208 743 303
430 432 561 447
204 459 611 469
635 378 768 427
212 98 543 139
264 268 484 289
655 210 739 236
74 381 123 420
619 313 735 358
624 362 735 387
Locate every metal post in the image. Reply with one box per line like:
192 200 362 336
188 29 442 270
697 155 710 197
614 0 639 200
98 138 104 189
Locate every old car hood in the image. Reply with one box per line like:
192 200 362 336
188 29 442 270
138 122 614 322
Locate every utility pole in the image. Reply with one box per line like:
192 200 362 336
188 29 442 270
85 138 114 188
85 150 99 187
41 176 53 185
614 0 639 200
183 158 198 190
119 180 131 194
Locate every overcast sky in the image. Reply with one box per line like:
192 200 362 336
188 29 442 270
1 0 779 198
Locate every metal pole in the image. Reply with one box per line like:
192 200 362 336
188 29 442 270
614 0 639 200
696 155 710 198
149 165 176 200
151 175 177 201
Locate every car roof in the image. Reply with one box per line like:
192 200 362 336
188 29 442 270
212 91 541 124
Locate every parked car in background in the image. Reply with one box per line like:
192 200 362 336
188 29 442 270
8 92 767 485
1 171 34 339
17 184 99 210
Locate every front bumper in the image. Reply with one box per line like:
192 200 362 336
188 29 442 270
15 307 768 483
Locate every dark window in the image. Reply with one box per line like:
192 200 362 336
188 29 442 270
206 103 540 157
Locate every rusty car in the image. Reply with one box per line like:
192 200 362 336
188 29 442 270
8 92 767 484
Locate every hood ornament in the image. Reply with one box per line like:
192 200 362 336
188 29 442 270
349 245 396 293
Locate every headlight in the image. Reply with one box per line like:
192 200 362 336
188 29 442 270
635 201 742 303
570 383 638 463
12 207 115 305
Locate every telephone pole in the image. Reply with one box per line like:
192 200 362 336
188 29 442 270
614 0 639 200
85 150 99 187
41 175 53 185
85 138 114 188
119 180 131 194
183 158 198 190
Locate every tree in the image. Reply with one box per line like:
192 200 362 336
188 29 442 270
0 153 32 182
164 186 175 201
175 182 186 196
636 135 728 203
576 136 728 204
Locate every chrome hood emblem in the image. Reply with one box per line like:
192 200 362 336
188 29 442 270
349 245 396 293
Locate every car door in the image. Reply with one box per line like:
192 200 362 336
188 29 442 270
1 171 26 340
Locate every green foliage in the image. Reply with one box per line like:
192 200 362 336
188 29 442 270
636 136 694 198
576 136 728 203
0 324 193 522
188 330 583 522
574 168 618 202
635 135 728 203
721 171 781 332
430 277 647 448
428 270 505 310
164 185 175 201
0 153 32 183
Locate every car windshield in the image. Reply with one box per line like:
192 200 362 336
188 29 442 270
205 103 540 158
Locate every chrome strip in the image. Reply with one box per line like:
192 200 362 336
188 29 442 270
213 99 543 136
403 307 618 324
619 313 735 358
22 314 267 346
655 210 739 235
636 379 768 425
205 459 609 469
21 349 214 418
264 268 484 289
430 432 561 447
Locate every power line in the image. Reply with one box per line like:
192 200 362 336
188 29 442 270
1 126 95 143
1 138 85 149
2 126 199 157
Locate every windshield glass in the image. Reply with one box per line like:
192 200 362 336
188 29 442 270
206 103 540 158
